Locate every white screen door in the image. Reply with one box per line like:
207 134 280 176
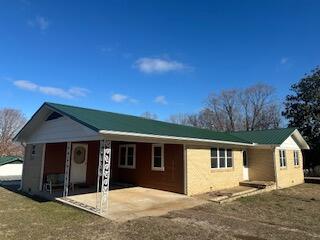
70 143 88 184
243 150 249 180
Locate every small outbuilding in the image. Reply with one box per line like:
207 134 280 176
0 156 23 181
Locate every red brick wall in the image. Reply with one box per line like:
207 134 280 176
43 141 185 193
111 142 184 194
43 141 99 185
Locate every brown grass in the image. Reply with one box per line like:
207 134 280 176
1 184 320 240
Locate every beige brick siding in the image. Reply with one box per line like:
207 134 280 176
186 147 243 195
248 149 275 181
21 144 45 193
274 149 304 188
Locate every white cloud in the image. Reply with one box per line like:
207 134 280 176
68 87 90 97
13 80 89 99
38 86 73 98
13 80 37 91
28 16 49 31
135 58 186 73
280 57 289 64
111 93 128 102
154 95 168 105
111 93 139 104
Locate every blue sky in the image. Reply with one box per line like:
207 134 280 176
0 0 319 120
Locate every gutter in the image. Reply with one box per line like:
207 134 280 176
99 130 255 147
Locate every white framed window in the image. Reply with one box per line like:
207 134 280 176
118 144 136 169
279 150 286 168
152 144 164 171
293 150 299 166
211 148 233 169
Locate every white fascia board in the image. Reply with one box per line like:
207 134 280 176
292 129 310 150
99 130 255 146
248 144 279 149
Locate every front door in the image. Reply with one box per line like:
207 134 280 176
70 143 88 184
242 150 249 180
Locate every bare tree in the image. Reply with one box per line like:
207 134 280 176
239 84 280 131
168 83 281 131
206 90 240 131
141 111 158 120
168 113 194 126
0 108 26 156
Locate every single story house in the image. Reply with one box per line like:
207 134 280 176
0 156 23 180
14 102 309 212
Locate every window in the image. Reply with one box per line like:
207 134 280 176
294 150 299 166
279 150 286 168
118 144 136 168
211 148 233 169
152 144 164 171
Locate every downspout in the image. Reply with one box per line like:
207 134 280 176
272 147 279 189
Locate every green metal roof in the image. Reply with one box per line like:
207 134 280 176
44 102 298 146
230 128 296 145
45 102 251 144
0 156 23 166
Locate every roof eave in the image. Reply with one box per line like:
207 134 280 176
99 130 254 146
292 129 310 150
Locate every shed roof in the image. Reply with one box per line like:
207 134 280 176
0 156 23 166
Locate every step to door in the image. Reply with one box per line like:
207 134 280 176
239 180 275 189
209 186 275 204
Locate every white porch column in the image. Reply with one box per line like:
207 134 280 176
98 139 112 214
63 142 72 197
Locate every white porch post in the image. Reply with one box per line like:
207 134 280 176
63 142 72 197
39 143 47 191
98 139 112 214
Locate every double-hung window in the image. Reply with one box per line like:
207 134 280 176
152 144 164 171
119 144 136 169
293 150 299 166
211 148 233 169
279 150 286 168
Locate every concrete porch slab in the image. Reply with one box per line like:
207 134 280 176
59 187 206 222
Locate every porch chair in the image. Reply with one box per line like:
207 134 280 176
44 174 74 194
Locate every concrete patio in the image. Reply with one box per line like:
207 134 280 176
57 187 205 222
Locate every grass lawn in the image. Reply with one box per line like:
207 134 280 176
0 184 320 240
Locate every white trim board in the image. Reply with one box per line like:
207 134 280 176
99 130 255 147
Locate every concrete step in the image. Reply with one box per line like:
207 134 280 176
209 186 276 204
239 181 275 189
208 186 258 203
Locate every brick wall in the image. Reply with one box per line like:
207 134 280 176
186 147 243 195
275 149 304 188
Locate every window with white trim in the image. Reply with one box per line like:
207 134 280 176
118 144 136 169
152 144 164 171
211 148 233 169
279 150 286 168
293 150 299 166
